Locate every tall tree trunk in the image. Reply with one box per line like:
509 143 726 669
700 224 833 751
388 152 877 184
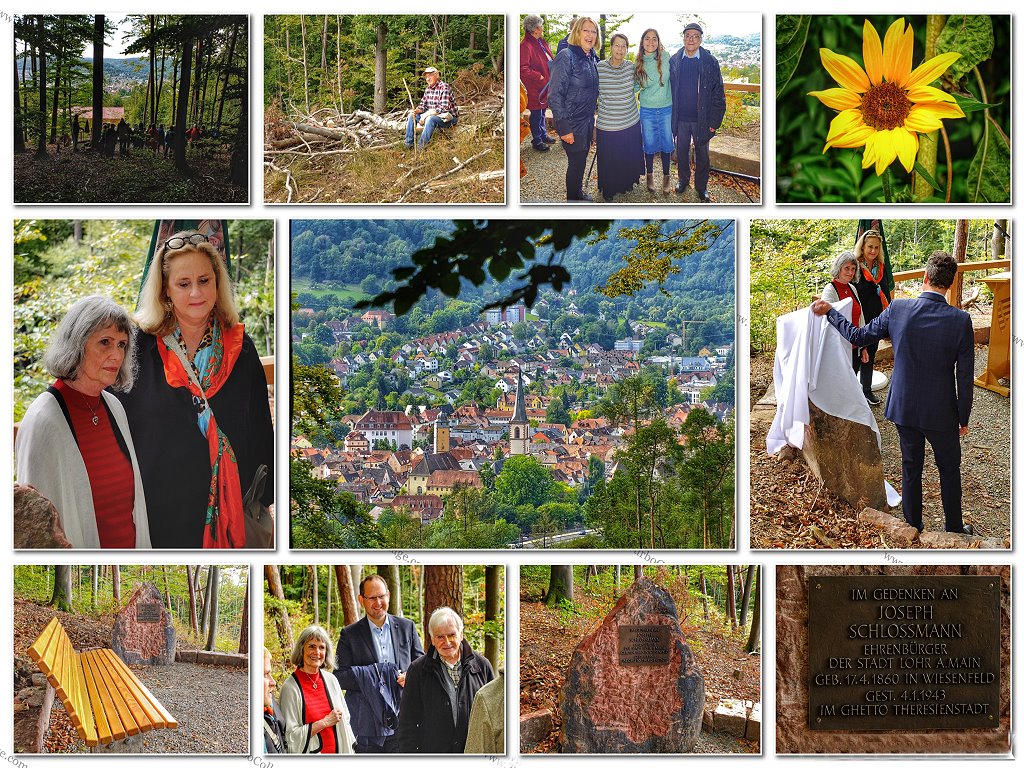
187 565 199 634
377 565 401 617
950 219 968 307
229 37 248 187
334 565 358 626
156 23 167 125
174 29 193 174
170 54 179 119
162 565 172 608
300 15 310 114
204 566 220 651
739 565 755 626
699 570 711 622
91 565 98 609
14 35 26 152
201 565 214 636
238 575 249 654
423 565 463 645
215 21 238 132
484 565 500 670
90 14 103 151
633 565 643 581
311 565 319 624
265 565 294 651
111 564 120 606
336 15 343 113
373 21 387 115
744 566 761 653
35 15 47 156
544 565 573 608
726 565 737 629
326 564 333 632
49 20 64 144
321 15 329 79
50 565 72 611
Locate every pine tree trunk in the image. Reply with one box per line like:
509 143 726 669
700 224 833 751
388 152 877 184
300 15 309 114
173 30 193 174
334 565 358 626
204 566 220 651
739 565 755 626
91 565 98 609
726 565 737 629
187 565 199 634
238 576 249 654
311 565 319 625
14 35 26 152
90 14 103 150
424 565 463 644
484 565 500 670
699 570 710 622
265 564 294 651
36 15 47 156
377 565 401 617
111 564 120 606
373 21 387 115
50 565 72 611
744 566 761 653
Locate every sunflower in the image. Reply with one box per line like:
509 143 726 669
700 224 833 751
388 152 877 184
808 18 965 175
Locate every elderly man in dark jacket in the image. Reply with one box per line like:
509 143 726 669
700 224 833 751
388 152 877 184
397 607 495 752
668 22 726 202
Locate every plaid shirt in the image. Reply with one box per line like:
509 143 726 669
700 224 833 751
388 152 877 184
417 80 459 118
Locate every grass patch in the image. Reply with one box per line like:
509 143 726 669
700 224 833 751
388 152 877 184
292 278 368 302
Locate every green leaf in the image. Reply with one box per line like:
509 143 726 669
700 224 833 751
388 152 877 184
911 160 946 195
776 16 811 99
951 93 1002 114
935 15 994 82
967 117 1010 203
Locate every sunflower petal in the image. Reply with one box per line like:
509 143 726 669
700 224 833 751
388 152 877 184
820 48 870 92
904 105 945 133
905 51 961 90
882 18 914 86
906 84 957 104
891 127 918 172
864 130 898 175
862 19 883 85
825 110 874 150
808 87 863 111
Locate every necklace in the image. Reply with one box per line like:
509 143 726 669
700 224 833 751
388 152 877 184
71 387 101 426
299 668 320 689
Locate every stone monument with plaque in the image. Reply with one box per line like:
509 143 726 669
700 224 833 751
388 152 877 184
112 582 176 666
777 565 1009 754
560 577 704 753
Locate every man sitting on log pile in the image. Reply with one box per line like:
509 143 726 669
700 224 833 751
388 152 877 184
405 66 459 150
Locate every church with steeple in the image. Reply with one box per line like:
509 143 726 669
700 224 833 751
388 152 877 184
508 366 530 455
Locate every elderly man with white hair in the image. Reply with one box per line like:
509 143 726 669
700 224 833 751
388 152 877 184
397 606 495 752
404 66 459 149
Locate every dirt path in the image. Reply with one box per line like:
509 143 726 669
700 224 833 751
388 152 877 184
750 345 1010 548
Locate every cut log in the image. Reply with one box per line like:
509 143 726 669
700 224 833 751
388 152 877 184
351 109 406 131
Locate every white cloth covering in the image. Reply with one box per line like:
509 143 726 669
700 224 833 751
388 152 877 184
15 389 152 548
767 300 900 506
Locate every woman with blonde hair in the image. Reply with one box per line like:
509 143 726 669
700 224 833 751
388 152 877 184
117 230 274 548
548 16 600 201
853 228 891 405
634 28 674 194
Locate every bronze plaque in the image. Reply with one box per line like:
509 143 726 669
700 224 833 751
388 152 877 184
136 603 162 623
808 575 1000 731
618 624 672 666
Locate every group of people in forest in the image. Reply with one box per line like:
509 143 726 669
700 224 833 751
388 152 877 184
14 228 274 550
263 575 504 754
521 16 726 202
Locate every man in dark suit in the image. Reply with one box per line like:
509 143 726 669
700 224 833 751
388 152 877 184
812 251 975 535
336 574 424 752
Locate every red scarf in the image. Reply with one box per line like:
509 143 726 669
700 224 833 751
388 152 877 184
157 321 246 548
860 261 890 309
830 280 862 325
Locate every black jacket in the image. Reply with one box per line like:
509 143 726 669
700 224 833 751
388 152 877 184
668 46 726 144
397 640 495 753
548 44 599 152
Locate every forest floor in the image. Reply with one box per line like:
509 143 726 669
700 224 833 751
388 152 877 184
519 575 760 754
520 114 761 204
749 344 1011 548
14 144 247 204
14 596 247 754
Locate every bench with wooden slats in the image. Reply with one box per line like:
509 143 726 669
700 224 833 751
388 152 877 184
28 616 178 747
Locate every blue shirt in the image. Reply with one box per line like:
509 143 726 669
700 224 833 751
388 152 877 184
370 616 396 665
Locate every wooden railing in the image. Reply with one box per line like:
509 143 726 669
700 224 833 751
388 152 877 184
893 258 1011 309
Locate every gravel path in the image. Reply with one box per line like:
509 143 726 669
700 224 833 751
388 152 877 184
519 136 758 204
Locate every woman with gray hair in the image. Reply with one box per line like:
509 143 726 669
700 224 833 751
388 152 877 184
520 14 556 152
15 296 151 548
279 625 355 754
398 606 495 752
821 250 870 383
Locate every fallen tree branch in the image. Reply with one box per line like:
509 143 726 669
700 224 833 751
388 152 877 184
352 109 407 131
395 148 492 202
264 160 296 203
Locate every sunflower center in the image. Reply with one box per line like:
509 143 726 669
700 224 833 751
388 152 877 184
860 81 912 130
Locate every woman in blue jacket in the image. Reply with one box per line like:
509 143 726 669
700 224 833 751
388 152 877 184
548 17 600 201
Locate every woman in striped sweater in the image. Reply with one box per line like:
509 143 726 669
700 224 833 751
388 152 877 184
595 33 645 201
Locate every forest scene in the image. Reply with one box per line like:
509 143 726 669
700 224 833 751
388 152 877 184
264 15 505 204
520 565 760 753
13 14 249 203
291 220 735 550
13 565 249 753
776 15 1010 203
13 218 274 421
749 218 1011 548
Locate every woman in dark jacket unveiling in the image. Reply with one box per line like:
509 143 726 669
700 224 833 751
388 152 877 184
397 607 495 753
548 16 600 201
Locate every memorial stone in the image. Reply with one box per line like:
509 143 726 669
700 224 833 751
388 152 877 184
560 577 704 753
112 583 176 665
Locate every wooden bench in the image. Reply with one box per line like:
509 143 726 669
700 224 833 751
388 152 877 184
27 616 177 747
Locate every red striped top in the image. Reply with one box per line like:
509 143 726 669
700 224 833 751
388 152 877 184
295 669 337 753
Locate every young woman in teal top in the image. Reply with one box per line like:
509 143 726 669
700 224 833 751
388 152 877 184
634 29 674 194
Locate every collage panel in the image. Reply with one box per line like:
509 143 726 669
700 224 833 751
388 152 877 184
13 218 276 550
748 218 1010 549
263 15 506 205
776 15 1011 204
13 14 250 205
776 564 1009 754
13 563 250 754
290 219 735 550
520 563 761 754
262 563 505 755
519 13 761 204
